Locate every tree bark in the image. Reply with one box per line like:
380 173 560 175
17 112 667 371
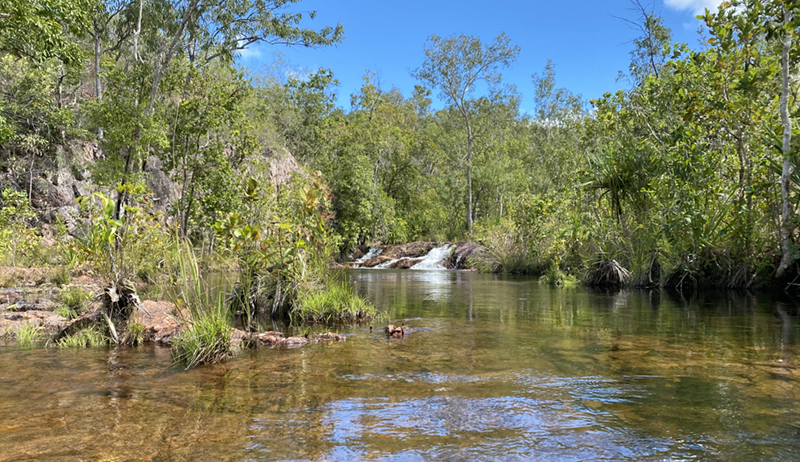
93 21 103 139
777 8 794 278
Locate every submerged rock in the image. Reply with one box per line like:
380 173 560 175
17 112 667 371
257 331 285 346
384 324 412 339
281 336 309 347
311 332 346 343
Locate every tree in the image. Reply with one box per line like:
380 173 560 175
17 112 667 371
617 0 672 84
89 0 344 221
413 32 519 233
0 0 94 65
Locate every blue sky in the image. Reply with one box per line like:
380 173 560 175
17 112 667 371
236 0 721 114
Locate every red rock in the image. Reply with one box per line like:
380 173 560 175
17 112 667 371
311 332 346 343
134 300 183 345
257 331 285 346
280 336 309 347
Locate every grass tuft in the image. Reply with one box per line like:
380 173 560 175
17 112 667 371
60 285 89 311
170 238 234 369
49 266 72 286
293 282 378 324
15 323 43 348
57 326 107 348
172 303 232 369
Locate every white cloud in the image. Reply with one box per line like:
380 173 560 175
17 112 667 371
664 0 722 14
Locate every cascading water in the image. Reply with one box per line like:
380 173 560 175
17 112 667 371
409 244 455 270
355 248 382 265
354 244 456 270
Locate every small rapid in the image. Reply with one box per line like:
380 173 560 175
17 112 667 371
409 244 454 270
355 244 454 270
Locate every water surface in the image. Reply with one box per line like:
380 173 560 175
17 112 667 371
1 270 799 461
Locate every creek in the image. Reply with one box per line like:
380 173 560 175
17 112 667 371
1 270 799 460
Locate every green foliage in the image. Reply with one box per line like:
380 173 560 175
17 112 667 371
170 238 234 369
0 189 39 266
58 326 107 348
128 322 144 346
60 285 89 311
0 0 93 65
15 322 43 348
293 280 377 324
0 55 79 153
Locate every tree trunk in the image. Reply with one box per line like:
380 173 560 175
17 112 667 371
778 9 794 278
93 21 103 139
466 133 473 234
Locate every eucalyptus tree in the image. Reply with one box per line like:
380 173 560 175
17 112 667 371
413 32 520 233
530 60 584 191
89 0 344 221
699 0 800 276
0 0 94 65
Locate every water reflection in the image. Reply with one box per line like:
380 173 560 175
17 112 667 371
1 271 800 460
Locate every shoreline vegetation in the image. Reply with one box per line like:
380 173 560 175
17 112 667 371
3 0 800 365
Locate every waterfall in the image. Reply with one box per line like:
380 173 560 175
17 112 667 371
355 247 382 265
409 244 455 270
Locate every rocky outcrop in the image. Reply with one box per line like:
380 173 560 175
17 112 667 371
257 330 345 347
445 242 483 269
353 241 483 270
1 310 67 338
358 242 436 268
134 300 184 345
263 147 305 188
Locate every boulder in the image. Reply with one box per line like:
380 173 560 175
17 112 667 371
0 309 67 337
384 324 412 339
257 331 285 346
134 300 183 345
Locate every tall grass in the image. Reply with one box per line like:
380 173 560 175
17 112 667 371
15 323 43 348
293 281 378 324
57 326 107 348
170 239 235 369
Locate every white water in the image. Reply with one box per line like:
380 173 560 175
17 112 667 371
355 244 455 270
355 248 382 265
409 244 455 270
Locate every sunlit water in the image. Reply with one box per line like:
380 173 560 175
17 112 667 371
2 270 800 461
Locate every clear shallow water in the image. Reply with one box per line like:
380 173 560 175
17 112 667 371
2 270 800 461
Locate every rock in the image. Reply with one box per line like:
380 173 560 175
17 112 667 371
230 328 252 348
384 324 412 339
444 242 482 269
55 310 102 341
257 331 285 346
0 267 52 286
390 258 423 269
0 290 21 305
144 157 178 214
311 332 346 343
0 309 67 337
4 299 58 312
263 147 305 188
281 336 309 347
134 300 183 345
